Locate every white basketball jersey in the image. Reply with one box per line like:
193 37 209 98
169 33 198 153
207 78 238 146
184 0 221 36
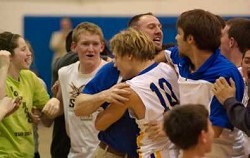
165 49 246 158
126 63 180 158
58 60 106 158
178 76 246 158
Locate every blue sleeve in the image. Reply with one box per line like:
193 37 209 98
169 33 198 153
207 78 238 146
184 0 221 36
167 46 180 65
167 46 190 77
83 62 120 94
210 68 244 129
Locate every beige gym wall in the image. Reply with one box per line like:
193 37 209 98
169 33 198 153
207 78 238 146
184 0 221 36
0 0 249 35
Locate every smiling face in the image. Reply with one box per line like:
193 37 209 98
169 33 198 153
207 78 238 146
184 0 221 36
135 15 163 51
74 32 104 66
10 37 32 71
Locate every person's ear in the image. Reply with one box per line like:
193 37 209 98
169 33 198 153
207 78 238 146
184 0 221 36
100 42 105 53
70 42 75 52
71 42 77 51
199 130 208 144
229 37 238 48
187 35 194 44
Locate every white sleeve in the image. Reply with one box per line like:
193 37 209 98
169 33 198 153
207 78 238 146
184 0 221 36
164 50 173 64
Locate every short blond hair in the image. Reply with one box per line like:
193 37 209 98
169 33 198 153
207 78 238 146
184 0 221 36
72 22 104 43
110 28 155 61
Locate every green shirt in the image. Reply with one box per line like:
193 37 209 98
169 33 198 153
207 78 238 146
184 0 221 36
0 70 49 158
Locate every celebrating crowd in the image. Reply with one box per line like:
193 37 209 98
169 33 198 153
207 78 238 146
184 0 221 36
0 8 250 158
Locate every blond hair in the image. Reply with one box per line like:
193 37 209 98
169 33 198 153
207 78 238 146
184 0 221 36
72 22 104 43
110 28 155 61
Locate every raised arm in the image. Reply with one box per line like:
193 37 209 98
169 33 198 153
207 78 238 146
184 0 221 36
0 50 11 99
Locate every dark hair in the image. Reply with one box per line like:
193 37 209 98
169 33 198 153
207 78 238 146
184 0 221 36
226 18 249 27
25 40 34 54
164 104 209 150
101 41 113 59
65 30 73 52
0 31 21 55
177 9 221 52
128 12 154 27
215 15 226 28
227 18 250 54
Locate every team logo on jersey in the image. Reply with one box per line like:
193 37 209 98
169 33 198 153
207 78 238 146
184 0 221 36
69 82 85 108
69 82 85 98
68 83 93 120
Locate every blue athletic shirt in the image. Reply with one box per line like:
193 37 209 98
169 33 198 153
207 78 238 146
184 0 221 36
82 62 139 157
168 46 244 130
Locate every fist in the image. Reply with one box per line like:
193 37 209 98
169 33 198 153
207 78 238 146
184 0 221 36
42 98 61 119
0 50 11 68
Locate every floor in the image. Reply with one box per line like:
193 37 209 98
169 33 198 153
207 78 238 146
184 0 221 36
38 124 53 158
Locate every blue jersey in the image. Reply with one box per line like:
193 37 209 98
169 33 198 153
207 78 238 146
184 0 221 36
168 46 244 129
83 62 139 157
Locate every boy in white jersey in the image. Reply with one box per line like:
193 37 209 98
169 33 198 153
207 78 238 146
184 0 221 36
94 28 180 158
57 22 107 158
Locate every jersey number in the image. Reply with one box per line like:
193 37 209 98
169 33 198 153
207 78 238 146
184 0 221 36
150 78 179 112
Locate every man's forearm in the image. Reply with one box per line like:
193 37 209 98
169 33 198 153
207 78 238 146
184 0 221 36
223 97 250 136
74 93 106 116
95 104 127 131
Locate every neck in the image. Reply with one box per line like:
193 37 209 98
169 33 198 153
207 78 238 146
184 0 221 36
8 65 20 81
182 147 205 158
134 60 155 75
189 48 213 72
78 59 102 74
230 50 243 68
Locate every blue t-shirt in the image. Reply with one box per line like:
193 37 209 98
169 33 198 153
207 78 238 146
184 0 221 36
168 46 244 129
83 62 139 157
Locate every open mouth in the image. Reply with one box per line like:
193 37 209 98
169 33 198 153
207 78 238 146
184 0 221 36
25 58 32 65
153 37 162 44
86 54 94 57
